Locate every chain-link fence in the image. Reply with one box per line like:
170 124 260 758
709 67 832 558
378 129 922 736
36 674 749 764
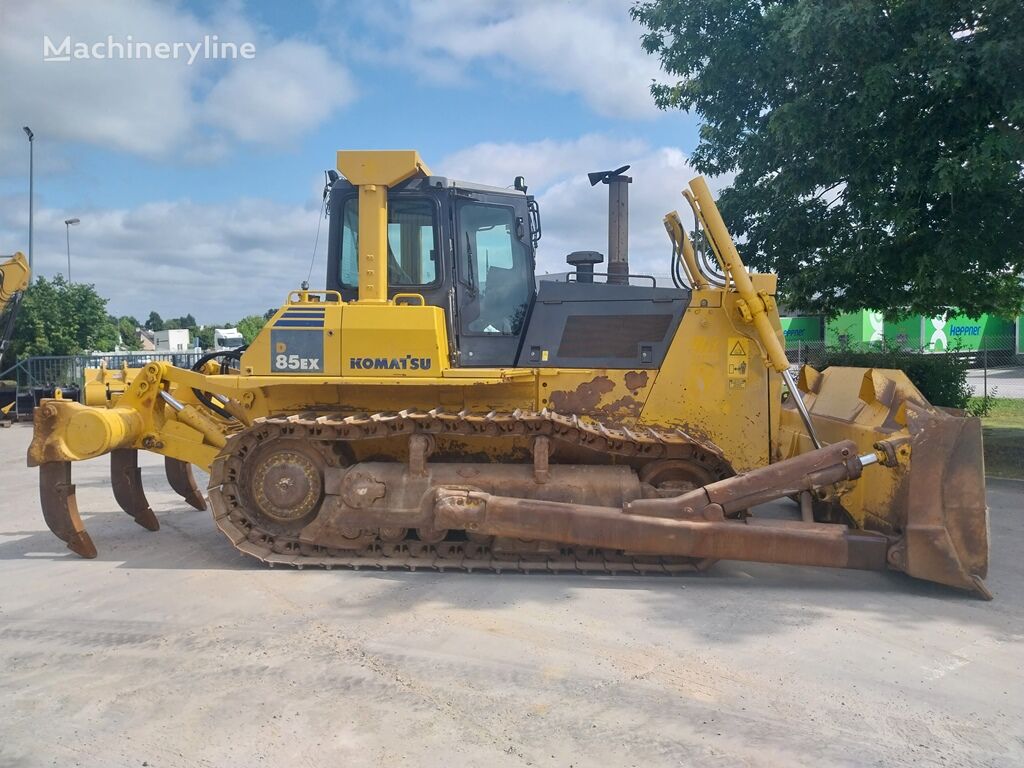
0 352 205 418
786 335 1023 400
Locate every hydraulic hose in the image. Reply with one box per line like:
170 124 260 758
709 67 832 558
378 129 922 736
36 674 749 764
190 347 246 420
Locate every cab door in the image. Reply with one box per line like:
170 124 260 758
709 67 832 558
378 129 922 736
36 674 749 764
452 195 535 367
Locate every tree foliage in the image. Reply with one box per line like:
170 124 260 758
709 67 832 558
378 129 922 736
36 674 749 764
236 314 267 344
632 0 1024 318
163 313 197 330
5 276 114 359
116 316 142 351
1 276 278 364
194 326 215 349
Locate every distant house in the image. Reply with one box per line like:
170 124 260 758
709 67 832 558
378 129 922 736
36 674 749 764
154 329 191 352
137 329 155 351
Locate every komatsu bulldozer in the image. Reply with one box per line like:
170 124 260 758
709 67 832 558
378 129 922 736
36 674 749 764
27 151 990 597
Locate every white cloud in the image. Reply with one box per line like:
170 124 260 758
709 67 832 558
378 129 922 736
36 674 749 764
0 192 327 323
0 0 356 172
441 136 731 278
204 40 356 145
354 0 663 119
0 1 203 166
442 135 649 190
0 134 730 322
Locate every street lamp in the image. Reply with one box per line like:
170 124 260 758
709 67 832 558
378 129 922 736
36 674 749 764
22 126 34 270
64 218 80 282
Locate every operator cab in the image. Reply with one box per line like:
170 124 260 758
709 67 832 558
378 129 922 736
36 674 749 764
326 174 540 367
325 166 689 371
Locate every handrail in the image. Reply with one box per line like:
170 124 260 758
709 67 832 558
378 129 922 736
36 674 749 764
565 272 658 287
393 292 426 306
287 289 343 304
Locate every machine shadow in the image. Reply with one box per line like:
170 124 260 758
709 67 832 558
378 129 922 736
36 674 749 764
2 497 1014 645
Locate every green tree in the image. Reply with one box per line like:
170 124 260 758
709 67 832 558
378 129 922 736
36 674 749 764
117 316 142 351
632 0 1024 318
164 314 197 331
93 315 120 353
145 311 164 331
194 326 215 349
236 314 267 343
5 275 114 359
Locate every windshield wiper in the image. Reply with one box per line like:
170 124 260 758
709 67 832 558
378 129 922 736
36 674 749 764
465 232 477 295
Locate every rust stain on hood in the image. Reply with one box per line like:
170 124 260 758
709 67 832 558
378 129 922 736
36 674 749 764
550 376 615 414
624 370 649 391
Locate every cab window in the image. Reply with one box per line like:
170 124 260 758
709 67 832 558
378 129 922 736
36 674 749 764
458 203 532 335
339 197 439 287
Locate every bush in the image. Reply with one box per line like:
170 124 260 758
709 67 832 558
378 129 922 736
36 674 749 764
805 345 973 410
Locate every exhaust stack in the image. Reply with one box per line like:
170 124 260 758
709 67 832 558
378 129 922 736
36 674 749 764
588 165 632 284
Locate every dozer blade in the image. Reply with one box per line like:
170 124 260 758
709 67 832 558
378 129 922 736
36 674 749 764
39 462 97 558
781 366 990 598
165 457 207 511
110 449 160 531
900 403 990 597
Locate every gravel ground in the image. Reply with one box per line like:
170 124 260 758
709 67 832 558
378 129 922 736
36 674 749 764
1 422 1021 768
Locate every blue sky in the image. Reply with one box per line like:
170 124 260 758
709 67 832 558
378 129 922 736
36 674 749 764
0 0 707 322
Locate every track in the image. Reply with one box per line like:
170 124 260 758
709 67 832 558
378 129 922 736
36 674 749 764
207 409 734 573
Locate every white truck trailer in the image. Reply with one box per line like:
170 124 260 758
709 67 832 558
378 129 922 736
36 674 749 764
214 328 245 351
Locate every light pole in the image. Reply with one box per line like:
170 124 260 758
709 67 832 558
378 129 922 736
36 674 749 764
64 218 80 282
22 126 34 270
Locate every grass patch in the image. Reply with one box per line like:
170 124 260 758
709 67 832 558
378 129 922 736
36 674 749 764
972 397 1024 480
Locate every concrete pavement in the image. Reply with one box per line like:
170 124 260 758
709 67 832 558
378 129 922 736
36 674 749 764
968 368 1024 399
1 423 1021 767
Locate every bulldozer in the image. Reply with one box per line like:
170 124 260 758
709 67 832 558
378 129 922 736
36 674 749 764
1 252 30 419
1 251 30 356
27 151 990 597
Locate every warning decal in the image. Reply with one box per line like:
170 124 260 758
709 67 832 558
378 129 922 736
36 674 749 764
727 336 749 387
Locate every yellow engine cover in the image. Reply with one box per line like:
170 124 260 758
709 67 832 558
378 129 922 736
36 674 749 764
341 303 449 377
242 295 449 379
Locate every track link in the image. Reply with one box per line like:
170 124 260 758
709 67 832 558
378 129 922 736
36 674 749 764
208 408 733 574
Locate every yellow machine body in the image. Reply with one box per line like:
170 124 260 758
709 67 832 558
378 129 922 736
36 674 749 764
1 251 31 416
0 252 30 306
69 283 782 473
28 152 989 597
